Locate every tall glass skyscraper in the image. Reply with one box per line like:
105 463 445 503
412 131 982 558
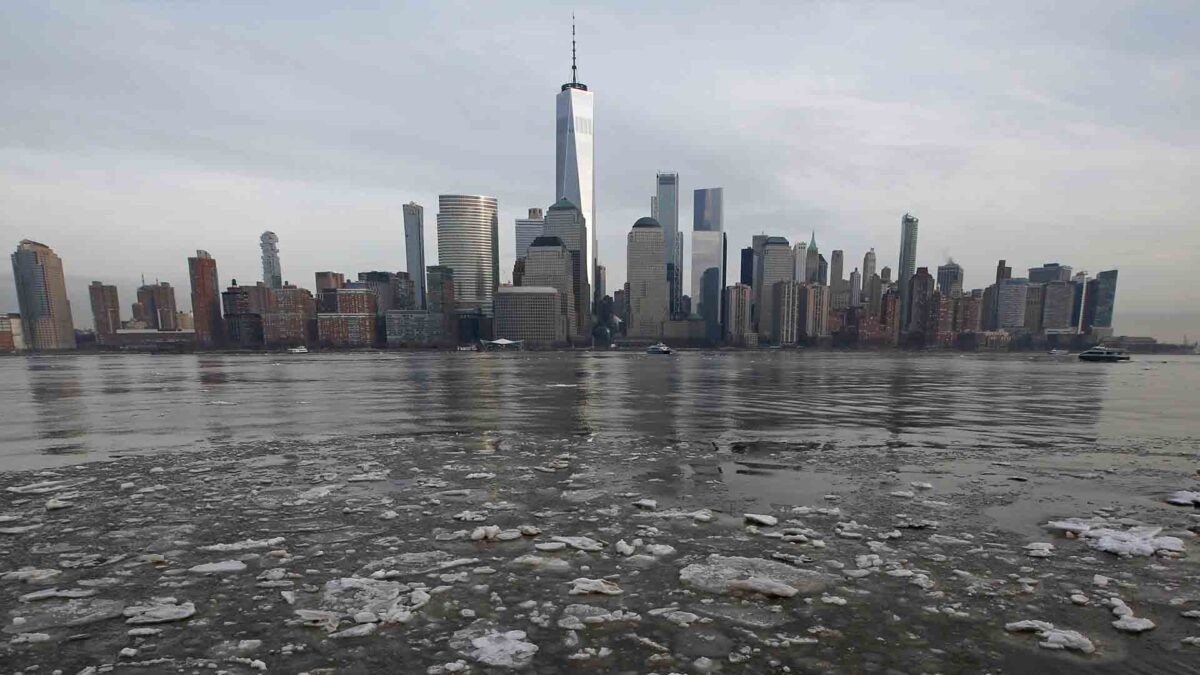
556 22 595 297
436 195 499 315
514 207 545 261
692 188 724 340
656 173 682 318
11 239 75 350
897 213 919 325
403 202 427 309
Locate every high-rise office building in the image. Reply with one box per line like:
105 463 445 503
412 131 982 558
862 248 877 286
189 250 223 347
936 261 963 298
11 240 75 350
543 198 591 337
514 207 545 261
1082 270 1118 336
495 286 565 344
757 237 792 338
905 267 935 336
1028 262 1073 284
655 173 682 318
880 266 892 284
260 231 282 289
1071 271 1089 332
692 188 724 339
556 21 596 297
1024 283 1045 333
426 265 457 341
898 213 919 325
740 247 754 286
594 264 606 304
436 194 499 314
849 268 862 306
997 278 1030 330
88 282 120 339
817 254 828 286
798 284 831 339
626 217 668 339
865 273 883 320
522 235 576 341
793 241 808 286
403 202 428 310
830 248 849 288
1042 280 1075 331
136 282 179 331
725 283 753 345
805 233 820 284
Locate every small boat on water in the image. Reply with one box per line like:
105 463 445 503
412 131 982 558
646 342 673 355
1078 346 1130 362
1048 349 1069 356
286 346 309 354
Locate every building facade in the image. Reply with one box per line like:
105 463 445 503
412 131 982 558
89 281 121 340
522 235 576 342
936 261 963 298
655 173 683 319
260 231 282 288
11 240 75 350
437 194 499 315
996 278 1030 331
898 214 919 325
692 187 724 341
725 283 753 345
514 207 545 260
189 250 223 347
385 310 446 346
1083 269 1118 337
756 237 792 339
403 202 428 310
542 198 590 337
495 286 564 344
626 217 668 339
556 45 596 297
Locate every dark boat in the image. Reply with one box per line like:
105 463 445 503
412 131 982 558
1078 346 1130 362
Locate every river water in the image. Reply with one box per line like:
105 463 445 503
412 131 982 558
0 352 1198 673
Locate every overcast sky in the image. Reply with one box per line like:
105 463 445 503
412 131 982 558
2 1 1198 339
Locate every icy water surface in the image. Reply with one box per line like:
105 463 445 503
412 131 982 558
0 352 1199 673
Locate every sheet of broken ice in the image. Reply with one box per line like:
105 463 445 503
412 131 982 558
1 431 1197 673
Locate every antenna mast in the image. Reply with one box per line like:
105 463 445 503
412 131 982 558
571 13 577 84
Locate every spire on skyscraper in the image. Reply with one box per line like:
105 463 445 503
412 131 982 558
809 231 817 251
571 13 577 85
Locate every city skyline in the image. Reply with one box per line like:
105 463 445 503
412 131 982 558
1 3 1197 340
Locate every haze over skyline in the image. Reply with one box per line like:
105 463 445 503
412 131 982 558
2 1 1197 340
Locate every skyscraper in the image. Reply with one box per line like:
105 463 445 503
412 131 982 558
830 250 846 307
655 173 682 318
740 247 753 286
997 278 1030 331
403 202 428 310
514 207 545 261
805 233 820 284
724 283 753 345
936 261 963 298
626 217 668 339
556 20 596 297
793 241 808 286
692 188 724 339
898 213 919 324
88 282 120 339
905 267 935 336
757 237 792 338
849 268 862 306
260 231 282 288
862 248 877 285
137 282 180 331
189 250 223 347
995 259 1012 284
1082 270 1118 337
522 235 576 341
436 194 499 314
543 197 590 337
11 240 75 350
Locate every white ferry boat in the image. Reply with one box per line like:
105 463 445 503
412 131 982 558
1078 346 1129 362
646 342 673 355
286 346 309 354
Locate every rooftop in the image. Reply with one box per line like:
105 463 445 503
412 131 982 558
633 217 662 229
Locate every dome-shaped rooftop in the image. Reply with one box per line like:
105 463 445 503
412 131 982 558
766 236 790 245
548 197 579 211
633 217 661 229
529 235 565 248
